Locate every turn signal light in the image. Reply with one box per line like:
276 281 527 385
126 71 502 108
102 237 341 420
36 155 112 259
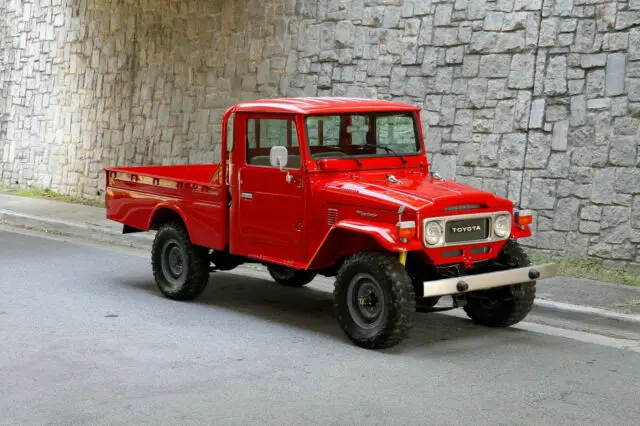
515 209 533 226
397 221 416 239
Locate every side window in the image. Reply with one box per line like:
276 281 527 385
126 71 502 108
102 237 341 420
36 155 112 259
246 118 300 168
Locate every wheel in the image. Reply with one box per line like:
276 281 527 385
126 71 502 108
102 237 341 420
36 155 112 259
463 240 536 327
267 265 317 287
333 252 416 349
151 222 210 301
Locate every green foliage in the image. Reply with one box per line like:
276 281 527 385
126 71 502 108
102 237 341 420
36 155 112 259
0 185 105 208
531 254 640 287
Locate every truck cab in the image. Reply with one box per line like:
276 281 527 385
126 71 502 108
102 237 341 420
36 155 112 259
105 97 558 350
226 98 431 269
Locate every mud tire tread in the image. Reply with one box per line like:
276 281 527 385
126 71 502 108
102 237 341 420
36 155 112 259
463 240 536 327
267 266 317 287
334 252 416 349
151 222 210 301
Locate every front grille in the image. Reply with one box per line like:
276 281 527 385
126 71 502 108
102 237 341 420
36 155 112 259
470 246 490 255
442 249 463 258
445 217 490 243
423 211 510 248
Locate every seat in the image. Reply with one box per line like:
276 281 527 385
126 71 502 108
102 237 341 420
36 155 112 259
249 155 271 166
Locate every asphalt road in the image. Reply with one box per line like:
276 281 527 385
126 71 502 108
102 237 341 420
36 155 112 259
1 228 640 425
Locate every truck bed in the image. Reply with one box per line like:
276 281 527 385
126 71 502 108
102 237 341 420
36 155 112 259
104 163 228 251
107 163 221 184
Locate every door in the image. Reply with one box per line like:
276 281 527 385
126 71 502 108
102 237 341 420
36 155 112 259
230 114 307 264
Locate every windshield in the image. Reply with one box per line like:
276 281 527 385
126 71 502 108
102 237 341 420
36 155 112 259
305 112 421 161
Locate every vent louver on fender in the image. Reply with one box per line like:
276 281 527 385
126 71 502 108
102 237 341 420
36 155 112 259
327 208 338 226
444 204 486 212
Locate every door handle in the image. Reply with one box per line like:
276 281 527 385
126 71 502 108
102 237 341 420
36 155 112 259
241 192 253 200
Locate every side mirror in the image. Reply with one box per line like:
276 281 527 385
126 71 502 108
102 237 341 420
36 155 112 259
269 146 288 170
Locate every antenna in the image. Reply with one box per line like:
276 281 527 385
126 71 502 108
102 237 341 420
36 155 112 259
398 205 406 222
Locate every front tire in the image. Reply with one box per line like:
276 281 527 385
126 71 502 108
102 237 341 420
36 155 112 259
151 222 210 301
267 265 317 287
412 277 440 310
333 252 416 349
463 240 536 327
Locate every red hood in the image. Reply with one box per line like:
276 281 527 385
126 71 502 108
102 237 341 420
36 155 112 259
316 170 513 214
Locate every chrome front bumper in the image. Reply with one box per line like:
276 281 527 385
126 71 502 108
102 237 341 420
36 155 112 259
422 263 559 298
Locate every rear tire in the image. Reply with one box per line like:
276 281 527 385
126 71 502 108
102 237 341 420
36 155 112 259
333 252 415 349
151 222 210 301
463 240 536 327
268 265 317 287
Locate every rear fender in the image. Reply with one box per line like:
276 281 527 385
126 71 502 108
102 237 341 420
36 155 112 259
307 219 423 270
147 203 193 239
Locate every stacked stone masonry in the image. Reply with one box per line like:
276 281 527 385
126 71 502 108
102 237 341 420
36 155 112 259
0 0 638 270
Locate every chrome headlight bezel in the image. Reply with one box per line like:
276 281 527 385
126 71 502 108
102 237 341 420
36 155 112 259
493 214 512 238
424 220 444 246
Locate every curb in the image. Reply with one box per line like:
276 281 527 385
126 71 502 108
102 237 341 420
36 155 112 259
532 299 640 336
0 209 154 250
533 299 640 324
1 207 638 337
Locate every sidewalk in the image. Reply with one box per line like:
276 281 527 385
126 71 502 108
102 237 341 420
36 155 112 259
2 192 639 328
0 193 153 249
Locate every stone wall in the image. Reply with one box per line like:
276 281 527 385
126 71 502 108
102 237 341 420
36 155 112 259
519 0 640 268
0 0 638 269
0 0 298 196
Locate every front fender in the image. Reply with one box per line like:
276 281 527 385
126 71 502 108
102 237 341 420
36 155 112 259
510 223 532 239
333 220 423 252
307 219 423 270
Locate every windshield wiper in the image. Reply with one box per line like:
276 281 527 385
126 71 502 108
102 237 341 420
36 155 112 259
313 147 362 166
358 143 407 164
348 155 362 167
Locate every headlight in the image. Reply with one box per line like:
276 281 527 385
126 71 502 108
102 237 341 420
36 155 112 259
493 214 511 238
424 220 443 246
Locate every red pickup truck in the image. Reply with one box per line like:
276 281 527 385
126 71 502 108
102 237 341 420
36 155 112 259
105 97 558 349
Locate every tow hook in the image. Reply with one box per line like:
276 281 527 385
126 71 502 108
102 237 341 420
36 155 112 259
453 294 467 308
456 280 469 292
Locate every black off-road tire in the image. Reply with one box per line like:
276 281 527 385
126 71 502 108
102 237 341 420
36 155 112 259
333 252 416 349
463 240 536 327
267 265 317 287
151 222 210 301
